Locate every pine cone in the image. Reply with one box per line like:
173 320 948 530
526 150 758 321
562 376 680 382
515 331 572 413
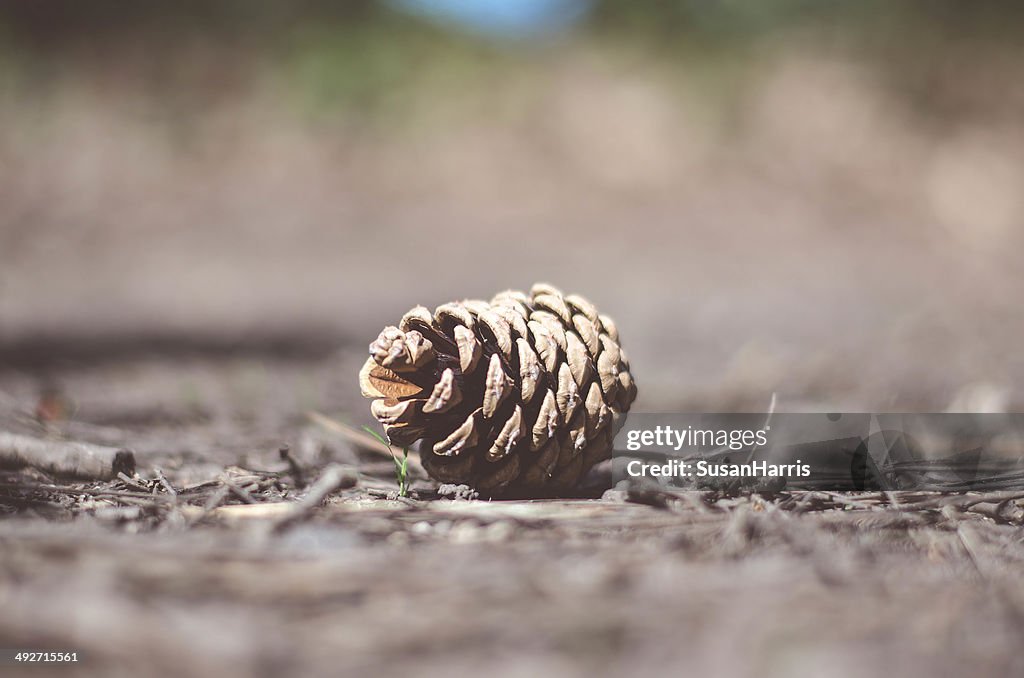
359 283 637 497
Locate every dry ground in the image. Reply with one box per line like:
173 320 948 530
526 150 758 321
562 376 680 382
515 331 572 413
2 356 1024 678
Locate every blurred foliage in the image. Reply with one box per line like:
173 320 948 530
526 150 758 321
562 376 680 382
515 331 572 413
4 0 1023 46
277 17 513 126
0 0 1022 122
0 2 381 45
590 0 1024 41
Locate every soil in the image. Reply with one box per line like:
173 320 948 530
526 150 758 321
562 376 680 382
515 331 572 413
2 353 1023 678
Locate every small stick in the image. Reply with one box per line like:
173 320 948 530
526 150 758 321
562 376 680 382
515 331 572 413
956 524 991 579
220 476 257 505
273 464 358 531
117 472 151 493
308 411 426 477
0 481 173 501
154 468 178 500
278 445 306 489
186 484 233 526
307 411 415 459
0 432 135 480
298 465 358 509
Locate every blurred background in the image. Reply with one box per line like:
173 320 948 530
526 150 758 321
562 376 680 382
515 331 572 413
1 0 1023 417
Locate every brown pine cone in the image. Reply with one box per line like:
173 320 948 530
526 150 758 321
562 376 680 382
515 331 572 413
359 283 637 497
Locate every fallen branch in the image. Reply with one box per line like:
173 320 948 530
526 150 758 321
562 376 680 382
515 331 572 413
0 432 135 480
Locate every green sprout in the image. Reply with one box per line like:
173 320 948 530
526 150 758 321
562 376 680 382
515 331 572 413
363 425 410 498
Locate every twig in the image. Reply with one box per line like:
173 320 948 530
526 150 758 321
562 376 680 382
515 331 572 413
117 472 151 493
956 524 990 579
220 476 258 505
272 464 358 531
298 465 358 509
307 411 416 459
308 411 425 477
278 445 306 489
0 481 173 502
193 485 232 523
0 432 135 480
180 502 294 522
154 468 178 500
